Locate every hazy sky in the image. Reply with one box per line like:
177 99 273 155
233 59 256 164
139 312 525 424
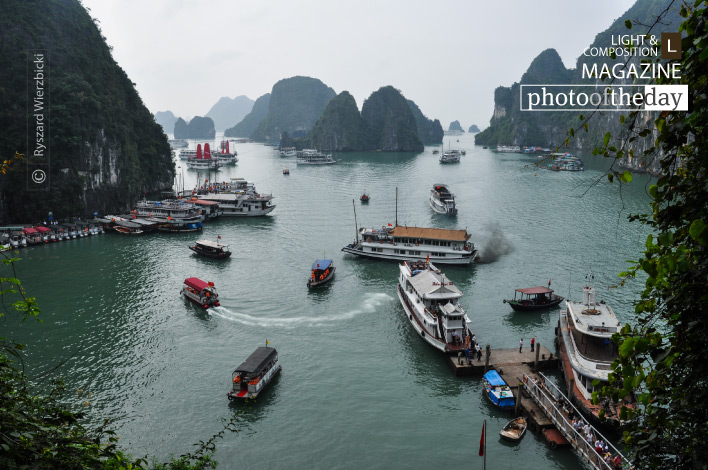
82 0 635 131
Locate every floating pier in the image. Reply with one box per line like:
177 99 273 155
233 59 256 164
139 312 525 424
446 343 557 376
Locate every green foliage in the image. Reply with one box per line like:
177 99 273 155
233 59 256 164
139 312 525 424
360 86 423 152
0 0 174 223
594 2 708 468
304 91 367 151
250 77 336 142
408 100 444 144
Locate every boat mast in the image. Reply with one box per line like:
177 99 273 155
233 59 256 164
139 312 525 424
352 199 359 244
395 186 398 227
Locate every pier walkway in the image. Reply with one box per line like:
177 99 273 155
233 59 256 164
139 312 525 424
446 343 557 376
522 371 630 470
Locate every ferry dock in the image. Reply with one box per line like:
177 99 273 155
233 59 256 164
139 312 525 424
446 343 557 376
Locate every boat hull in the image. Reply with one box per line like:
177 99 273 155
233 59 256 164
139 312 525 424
506 296 564 312
499 418 527 442
342 244 476 265
397 285 448 352
227 364 281 400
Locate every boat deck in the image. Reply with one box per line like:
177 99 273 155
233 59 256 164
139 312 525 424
568 325 617 364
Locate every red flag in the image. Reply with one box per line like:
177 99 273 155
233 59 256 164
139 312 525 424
388 223 392 226
479 421 485 457
548 279 552 287
426 254 430 263
217 235 221 239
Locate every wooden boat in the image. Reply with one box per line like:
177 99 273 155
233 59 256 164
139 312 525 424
482 370 515 410
307 259 335 287
499 417 527 442
503 286 563 312
189 238 232 259
227 346 281 400
360 192 370 203
283 167 290 175
180 277 220 309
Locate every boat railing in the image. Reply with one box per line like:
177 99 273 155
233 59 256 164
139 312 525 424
523 372 629 470
561 310 615 374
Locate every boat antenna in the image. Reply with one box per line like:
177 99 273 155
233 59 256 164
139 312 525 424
352 199 359 244
395 186 398 227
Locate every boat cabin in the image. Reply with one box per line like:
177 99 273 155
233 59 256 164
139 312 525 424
505 286 564 311
227 346 281 400
190 239 231 259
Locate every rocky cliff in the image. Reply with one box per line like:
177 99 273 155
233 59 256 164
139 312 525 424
468 124 480 133
305 91 367 151
251 76 336 142
205 95 254 132
224 93 270 138
474 0 682 173
0 0 174 223
173 116 215 139
448 120 464 132
408 100 443 144
361 86 423 152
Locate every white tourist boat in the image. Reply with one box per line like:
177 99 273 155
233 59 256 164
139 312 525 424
186 156 221 170
195 178 276 216
134 199 204 232
169 139 188 148
213 140 238 165
179 149 197 160
557 277 630 426
397 260 474 353
342 225 477 265
496 145 521 153
279 147 296 157
296 149 337 165
429 184 458 216
439 151 460 163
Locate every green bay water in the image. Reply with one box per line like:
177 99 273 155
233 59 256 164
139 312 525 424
8 133 651 468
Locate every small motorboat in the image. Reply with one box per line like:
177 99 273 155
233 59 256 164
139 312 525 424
180 277 220 309
432 149 439 154
307 259 335 287
503 286 564 312
283 167 290 175
189 238 232 259
360 192 370 203
500 417 527 442
227 345 281 400
113 225 143 235
483 370 515 410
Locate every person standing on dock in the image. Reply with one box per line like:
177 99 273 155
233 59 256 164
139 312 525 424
519 338 523 353
531 337 535 352
476 344 482 361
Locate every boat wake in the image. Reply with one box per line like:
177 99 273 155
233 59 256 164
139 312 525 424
476 222 514 263
208 292 393 328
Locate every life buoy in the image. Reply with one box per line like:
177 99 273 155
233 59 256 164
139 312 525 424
319 274 324 280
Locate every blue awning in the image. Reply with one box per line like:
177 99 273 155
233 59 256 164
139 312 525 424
483 370 507 386
311 259 332 270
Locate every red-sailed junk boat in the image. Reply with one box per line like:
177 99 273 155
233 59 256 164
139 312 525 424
181 277 220 309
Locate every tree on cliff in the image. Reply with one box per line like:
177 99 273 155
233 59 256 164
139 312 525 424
587 2 708 468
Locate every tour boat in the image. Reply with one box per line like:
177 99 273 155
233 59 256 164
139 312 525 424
556 279 630 427
343 225 477 265
482 370 515 410
135 200 204 232
499 417 527 442
307 259 335 287
396 260 474 353
179 149 197 159
195 178 276 217
503 286 564 312
439 151 460 163
113 221 144 235
296 149 337 165
496 145 521 153
360 192 370 203
227 346 281 400
279 147 296 157
180 277 220 309
189 238 232 259
429 184 457 216
169 139 189 148
213 140 238 165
